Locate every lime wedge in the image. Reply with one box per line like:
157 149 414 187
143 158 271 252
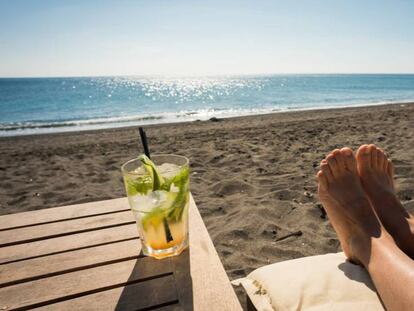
167 166 190 222
138 154 165 191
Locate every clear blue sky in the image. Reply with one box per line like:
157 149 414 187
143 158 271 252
1 0 414 77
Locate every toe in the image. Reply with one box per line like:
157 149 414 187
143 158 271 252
369 144 378 169
386 159 394 179
332 149 346 171
320 161 334 182
356 144 371 170
386 159 395 190
326 153 340 177
377 148 385 169
341 147 357 172
382 149 390 170
317 170 328 189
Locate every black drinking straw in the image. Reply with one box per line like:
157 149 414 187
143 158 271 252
138 127 151 158
138 127 173 243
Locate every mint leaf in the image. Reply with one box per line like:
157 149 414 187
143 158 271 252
125 175 152 195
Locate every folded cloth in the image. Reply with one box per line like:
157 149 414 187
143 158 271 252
232 252 384 311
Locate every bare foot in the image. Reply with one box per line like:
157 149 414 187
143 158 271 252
357 144 414 258
317 148 381 265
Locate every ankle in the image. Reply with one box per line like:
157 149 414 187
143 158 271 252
350 225 392 267
394 229 414 259
360 228 395 268
347 230 373 266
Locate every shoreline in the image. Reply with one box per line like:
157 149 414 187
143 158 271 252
1 101 413 140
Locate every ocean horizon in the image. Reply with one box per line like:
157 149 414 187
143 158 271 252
1 74 414 137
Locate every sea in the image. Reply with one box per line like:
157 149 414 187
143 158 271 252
1 74 414 137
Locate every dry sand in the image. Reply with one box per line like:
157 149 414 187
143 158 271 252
1 103 414 306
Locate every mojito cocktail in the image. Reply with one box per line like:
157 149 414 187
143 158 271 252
122 154 190 259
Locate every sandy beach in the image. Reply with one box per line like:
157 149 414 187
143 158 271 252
1 103 414 303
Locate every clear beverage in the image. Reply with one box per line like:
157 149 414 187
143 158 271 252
121 154 190 259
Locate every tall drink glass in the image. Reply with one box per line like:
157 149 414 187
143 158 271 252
121 154 190 259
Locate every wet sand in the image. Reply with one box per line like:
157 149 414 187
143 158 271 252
1 103 414 306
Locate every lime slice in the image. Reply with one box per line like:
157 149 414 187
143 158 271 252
167 166 190 222
138 155 165 191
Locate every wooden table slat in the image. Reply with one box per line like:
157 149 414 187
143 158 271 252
0 239 142 287
0 224 138 264
0 210 134 247
0 198 129 231
35 275 180 311
0 257 174 310
187 196 242 310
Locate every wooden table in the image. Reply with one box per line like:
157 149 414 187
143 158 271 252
0 196 242 311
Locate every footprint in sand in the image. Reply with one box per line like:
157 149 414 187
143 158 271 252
210 179 255 196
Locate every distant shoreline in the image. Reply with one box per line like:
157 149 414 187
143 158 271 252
1 100 413 138
2 74 414 137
